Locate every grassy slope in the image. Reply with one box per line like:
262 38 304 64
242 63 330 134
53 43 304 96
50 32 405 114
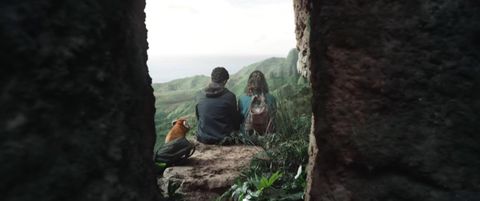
152 49 309 150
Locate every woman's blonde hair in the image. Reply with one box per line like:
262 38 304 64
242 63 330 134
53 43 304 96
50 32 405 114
245 70 269 96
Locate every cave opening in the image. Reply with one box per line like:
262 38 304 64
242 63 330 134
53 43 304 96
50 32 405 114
144 0 313 199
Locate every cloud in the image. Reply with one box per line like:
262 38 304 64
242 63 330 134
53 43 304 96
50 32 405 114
145 0 295 57
224 0 281 8
145 0 296 82
167 4 199 14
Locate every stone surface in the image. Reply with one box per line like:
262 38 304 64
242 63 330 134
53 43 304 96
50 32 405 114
295 0 480 200
160 142 262 201
0 1 160 201
294 0 312 80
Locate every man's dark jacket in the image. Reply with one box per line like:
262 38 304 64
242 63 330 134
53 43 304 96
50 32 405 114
195 82 239 144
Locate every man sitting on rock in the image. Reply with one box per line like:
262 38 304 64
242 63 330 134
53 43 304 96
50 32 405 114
195 67 240 144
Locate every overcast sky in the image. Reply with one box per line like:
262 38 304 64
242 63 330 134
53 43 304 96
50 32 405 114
145 0 296 83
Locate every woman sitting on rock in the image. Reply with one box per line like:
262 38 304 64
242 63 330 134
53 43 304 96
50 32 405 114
238 70 277 134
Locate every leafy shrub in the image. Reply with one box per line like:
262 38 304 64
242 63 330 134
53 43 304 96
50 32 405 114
217 97 311 201
217 166 306 201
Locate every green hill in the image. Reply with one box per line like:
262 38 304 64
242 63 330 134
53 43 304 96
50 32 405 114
152 49 311 150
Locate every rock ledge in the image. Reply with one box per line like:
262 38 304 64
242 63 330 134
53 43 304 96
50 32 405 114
159 141 262 200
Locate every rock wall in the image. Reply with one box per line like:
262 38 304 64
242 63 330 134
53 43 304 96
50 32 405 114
296 0 480 200
0 1 160 201
294 0 312 80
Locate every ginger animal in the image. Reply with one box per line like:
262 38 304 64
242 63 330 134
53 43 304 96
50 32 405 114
165 118 190 143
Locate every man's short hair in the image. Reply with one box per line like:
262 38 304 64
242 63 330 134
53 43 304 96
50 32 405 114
211 67 229 83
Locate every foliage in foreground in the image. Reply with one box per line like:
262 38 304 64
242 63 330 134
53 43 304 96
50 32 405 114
216 95 311 201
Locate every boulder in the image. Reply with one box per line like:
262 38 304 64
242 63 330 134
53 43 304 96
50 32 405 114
159 141 262 201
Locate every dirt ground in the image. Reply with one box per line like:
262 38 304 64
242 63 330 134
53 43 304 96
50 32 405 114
158 140 263 200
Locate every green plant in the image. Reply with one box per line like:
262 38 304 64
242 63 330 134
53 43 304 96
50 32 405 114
254 171 282 193
217 171 284 201
216 97 310 201
217 168 306 201
250 98 311 174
